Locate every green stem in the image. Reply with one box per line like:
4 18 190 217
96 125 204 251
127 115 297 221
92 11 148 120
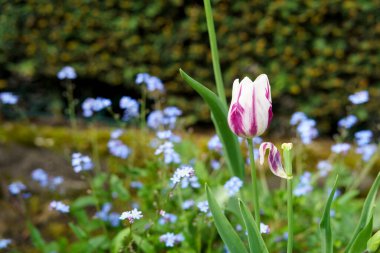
203 0 227 108
283 146 294 253
247 138 260 229
66 81 77 130
287 178 294 253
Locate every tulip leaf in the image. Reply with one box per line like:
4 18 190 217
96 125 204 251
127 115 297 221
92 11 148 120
367 230 380 253
345 172 380 253
180 69 245 178
319 175 338 253
348 215 374 253
206 185 248 253
239 199 269 253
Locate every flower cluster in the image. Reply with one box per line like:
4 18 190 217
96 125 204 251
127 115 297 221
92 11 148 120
135 73 165 93
8 182 26 195
31 168 63 189
155 141 181 164
71 153 94 173
317 160 333 177
0 239 12 249
224 177 243 196
331 143 351 154
147 106 182 130
159 213 177 225
182 199 195 210
338 115 357 129
119 96 139 121
95 203 120 227
107 129 131 159
0 92 18 105
50 200 70 213
290 112 318 144
208 135 223 154
348 90 369 105
119 208 143 223
159 232 184 247
294 172 313 196
82 97 111 117
170 165 195 185
57 66 77 80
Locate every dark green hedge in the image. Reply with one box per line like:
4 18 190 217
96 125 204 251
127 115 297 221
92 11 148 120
1 0 379 133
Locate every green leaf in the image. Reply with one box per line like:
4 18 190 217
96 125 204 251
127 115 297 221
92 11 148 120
345 172 380 253
88 235 110 252
27 221 46 251
71 195 97 209
180 69 245 179
69 222 88 240
349 216 374 253
110 174 130 201
111 228 130 253
239 199 269 253
320 175 338 253
367 230 380 253
206 185 248 253
133 234 155 253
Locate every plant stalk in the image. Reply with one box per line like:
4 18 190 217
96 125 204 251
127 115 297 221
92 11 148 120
247 138 260 229
283 145 294 253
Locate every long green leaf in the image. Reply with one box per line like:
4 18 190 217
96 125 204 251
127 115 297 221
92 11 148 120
27 221 46 251
345 172 380 252
180 69 244 178
111 228 130 253
239 200 269 253
320 176 339 253
69 222 88 240
349 216 374 253
206 185 248 253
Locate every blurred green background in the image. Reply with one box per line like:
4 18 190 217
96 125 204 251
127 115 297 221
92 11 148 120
0 0 379 135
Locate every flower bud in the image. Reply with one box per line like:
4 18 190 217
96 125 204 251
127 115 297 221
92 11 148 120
227 74 273 138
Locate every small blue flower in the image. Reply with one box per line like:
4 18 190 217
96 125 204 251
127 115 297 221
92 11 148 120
8 182 26 195
294 172 313 196
296 119 318 144
0 92 18 104
170 165 194 185
317 160 333 177
71 153 93 173
181 176 200 189
82 97 111 117
130 181 143 189
338 115 357 129
290 112 307 126
182 199 195 210
108 140 131 159
159 232 184 247
50 200 70 213
208 135 223 153
331 143 351 154
135 73 165 92
0 238 12 249
159 213 178 225
119 96 139 121
348 90 369 104
354 130 372 147
31 168 49 187
147 110 164 130
356 144 377 161
110 129 123 139
155 142 181 164
197 201 209 213
57 66 77 80
210 159 221 170
224 177 243 196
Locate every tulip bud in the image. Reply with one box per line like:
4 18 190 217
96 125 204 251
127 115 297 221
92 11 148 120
227 74 273 138
259 142 291 179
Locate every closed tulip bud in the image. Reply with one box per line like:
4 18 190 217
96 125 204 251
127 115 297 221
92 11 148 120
227 74 273 138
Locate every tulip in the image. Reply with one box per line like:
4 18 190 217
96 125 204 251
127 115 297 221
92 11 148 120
259 142 291 179
227 74 273 138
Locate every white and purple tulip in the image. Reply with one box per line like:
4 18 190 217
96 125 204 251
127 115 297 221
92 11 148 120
227 74 273 138
259 142 290 179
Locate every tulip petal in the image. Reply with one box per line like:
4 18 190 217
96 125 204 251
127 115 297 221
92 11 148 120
259 142 290 179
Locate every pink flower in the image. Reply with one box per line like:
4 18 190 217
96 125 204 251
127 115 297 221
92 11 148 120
259 142 290 179
227 75 273 138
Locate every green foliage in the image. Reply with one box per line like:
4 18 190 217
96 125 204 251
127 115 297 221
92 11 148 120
320 176 338 253
1 1 379 131
180 69 244 178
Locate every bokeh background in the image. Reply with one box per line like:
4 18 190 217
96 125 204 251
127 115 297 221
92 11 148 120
1 0 379 136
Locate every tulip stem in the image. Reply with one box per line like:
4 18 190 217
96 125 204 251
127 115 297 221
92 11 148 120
203 0 227 108
247 138 260 230
283 146 294 253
